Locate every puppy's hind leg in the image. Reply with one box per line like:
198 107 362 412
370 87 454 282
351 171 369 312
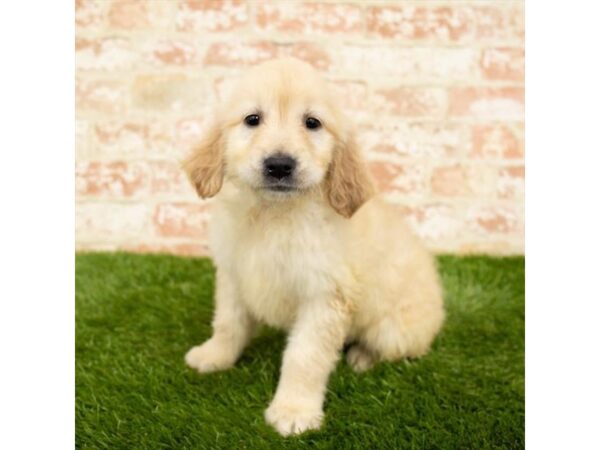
361 301 445 364
185 269 255 373
345 343 376 373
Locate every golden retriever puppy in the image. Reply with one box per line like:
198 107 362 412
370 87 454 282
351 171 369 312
183 58 445 436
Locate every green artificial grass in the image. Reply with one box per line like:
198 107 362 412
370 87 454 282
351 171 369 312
76 253 524 449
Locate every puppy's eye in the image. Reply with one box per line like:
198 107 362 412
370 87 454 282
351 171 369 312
305 117 321 130
244 114 260 127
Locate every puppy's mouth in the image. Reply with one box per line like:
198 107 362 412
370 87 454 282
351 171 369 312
261 184 298 193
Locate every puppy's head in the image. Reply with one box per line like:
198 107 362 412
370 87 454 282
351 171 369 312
184 58 374 217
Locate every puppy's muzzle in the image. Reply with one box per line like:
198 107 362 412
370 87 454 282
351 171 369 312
263 154 298 192
264 154 296 180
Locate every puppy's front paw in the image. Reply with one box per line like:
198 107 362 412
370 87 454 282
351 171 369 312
185 339 236 373
265 401 323 436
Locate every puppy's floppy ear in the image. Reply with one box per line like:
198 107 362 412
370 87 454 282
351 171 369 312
325 133 375 218
183 121 225 198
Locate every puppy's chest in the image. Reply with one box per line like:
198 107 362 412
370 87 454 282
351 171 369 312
230 210 340 328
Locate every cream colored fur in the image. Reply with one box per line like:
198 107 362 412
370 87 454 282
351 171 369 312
183 58 445 436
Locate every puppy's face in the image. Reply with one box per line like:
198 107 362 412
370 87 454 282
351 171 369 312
185 58 374 217
223 59 339 197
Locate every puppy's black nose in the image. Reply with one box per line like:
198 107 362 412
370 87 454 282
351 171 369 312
263 154 297 180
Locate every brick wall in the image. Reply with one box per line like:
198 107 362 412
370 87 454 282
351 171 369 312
75 0 524 256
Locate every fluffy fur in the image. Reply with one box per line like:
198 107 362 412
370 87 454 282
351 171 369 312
183 58 445 436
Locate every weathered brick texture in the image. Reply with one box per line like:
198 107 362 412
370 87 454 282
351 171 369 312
76 0 525 256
